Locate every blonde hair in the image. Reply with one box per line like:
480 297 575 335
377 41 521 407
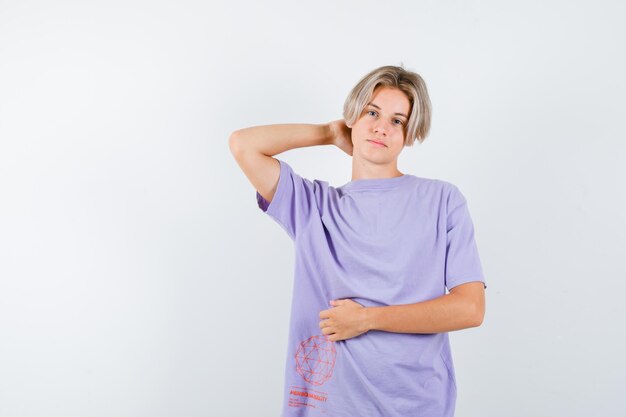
343 64 432 146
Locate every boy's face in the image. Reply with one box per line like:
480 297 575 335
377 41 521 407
348 86 410 166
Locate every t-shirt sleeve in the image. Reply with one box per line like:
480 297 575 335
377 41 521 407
444 185 487 290
255 158 318 241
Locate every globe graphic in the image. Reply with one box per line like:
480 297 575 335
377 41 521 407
294 335 337 386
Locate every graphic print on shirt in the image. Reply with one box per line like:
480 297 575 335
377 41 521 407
256 159 487 416
288 334 337 413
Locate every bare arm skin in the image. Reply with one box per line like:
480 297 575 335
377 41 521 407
319 281 485 341
362 281 485 334
228 122 348 203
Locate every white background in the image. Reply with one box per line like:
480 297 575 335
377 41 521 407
1 1 625 416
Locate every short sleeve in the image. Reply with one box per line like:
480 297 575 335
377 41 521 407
444 185 487 290
255 158 318 241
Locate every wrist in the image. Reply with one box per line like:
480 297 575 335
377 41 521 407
324 122 337 147
361 306 377 332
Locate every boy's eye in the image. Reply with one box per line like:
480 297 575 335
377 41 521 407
367 110 404 126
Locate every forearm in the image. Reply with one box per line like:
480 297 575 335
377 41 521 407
230 123 333 156
363 292 480 334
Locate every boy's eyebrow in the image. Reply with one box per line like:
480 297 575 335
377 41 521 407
366 102 408 119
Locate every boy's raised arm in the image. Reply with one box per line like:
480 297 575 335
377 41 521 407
228 123 334 203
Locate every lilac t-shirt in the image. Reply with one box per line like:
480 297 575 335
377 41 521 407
256 158 486 417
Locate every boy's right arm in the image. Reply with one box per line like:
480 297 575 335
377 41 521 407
228 123 335 203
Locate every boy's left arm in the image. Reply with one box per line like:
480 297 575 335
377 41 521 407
364 281 485 334
319 281 485 341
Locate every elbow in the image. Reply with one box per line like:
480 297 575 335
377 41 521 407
473 312 484 327
470 303 485 327
229 131 243 156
